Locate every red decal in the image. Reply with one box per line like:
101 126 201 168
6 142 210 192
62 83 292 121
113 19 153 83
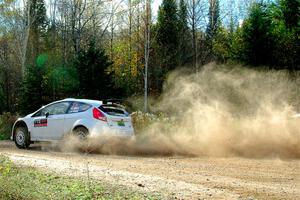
34 119 48 127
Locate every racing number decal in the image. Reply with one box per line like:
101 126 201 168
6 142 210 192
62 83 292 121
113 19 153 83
34 119 48 127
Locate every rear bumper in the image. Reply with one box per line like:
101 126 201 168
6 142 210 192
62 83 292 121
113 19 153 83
90 124 134 137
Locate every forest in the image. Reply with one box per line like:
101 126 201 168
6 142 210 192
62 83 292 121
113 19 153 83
0 0 299 114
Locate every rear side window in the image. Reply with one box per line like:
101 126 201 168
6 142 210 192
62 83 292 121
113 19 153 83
68 102 92 113
99 105 129 117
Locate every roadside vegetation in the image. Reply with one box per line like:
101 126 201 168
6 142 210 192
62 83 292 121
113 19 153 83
0 113 16 140
0 155 158 200
131 111 173 134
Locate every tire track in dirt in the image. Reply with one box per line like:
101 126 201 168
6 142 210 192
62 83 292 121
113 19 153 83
1 141 299 200
2 152 239 200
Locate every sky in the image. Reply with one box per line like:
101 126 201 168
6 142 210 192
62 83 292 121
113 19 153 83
42 0 250 30
42 0 163 23
150 0 249 28
153 0 162 16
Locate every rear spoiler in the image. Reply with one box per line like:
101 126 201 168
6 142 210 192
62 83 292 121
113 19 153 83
101 99 125 109
101 99 133 112
102 99 123 104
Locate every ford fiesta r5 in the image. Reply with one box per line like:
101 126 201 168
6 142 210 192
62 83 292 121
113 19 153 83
11 98 134 149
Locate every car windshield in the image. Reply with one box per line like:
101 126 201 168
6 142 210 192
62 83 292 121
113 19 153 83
99 104 129 117
32 102 70 117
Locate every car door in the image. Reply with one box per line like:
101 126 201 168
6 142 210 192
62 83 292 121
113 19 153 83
31 102 71 140
30 109 48 140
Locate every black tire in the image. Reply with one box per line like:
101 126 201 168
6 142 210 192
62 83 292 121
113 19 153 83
14 126 30 149
72 127 89 140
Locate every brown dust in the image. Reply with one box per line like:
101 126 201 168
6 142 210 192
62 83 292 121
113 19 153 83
59 64 300 158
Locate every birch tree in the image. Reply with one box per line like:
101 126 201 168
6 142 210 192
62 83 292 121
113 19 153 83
187 0 207 69
144 0 150 112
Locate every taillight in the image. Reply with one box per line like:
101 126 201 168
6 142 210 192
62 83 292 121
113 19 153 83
93 108 107 122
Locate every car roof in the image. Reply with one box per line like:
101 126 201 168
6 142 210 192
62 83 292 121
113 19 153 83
61 98 103 107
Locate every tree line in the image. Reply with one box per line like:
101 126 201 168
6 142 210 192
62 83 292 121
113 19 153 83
0 0 299 114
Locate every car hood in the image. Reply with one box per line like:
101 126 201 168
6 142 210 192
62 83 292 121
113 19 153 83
17 113 33 120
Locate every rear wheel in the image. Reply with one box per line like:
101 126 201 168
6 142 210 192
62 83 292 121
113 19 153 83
14 126 30 149
72 127 88 140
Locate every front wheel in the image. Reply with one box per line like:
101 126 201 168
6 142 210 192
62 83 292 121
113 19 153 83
14 127 30 149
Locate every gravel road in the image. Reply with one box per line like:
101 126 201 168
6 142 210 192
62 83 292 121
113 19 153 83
0 141 299 199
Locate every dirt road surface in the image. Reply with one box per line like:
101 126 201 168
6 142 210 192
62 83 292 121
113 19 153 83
0 141 299 200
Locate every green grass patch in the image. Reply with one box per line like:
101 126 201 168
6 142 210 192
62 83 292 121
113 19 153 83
0 156 159 200
0 134 9 140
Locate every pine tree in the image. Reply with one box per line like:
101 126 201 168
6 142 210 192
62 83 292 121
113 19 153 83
206 0 221 60
206 0 221 41
275 0 300 69
178 0 191 66
156 0 179 73
30 0 47 31
241 3 273 66
27 0 47 65
237 1 299 69
20 2 49 113
280 0 300 30
19 55 49 114
75 41 113 99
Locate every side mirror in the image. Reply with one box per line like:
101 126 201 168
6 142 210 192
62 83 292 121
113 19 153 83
45 112 50 118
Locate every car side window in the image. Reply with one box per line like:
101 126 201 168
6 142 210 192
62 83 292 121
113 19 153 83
68 102 91 113
33 102 70 117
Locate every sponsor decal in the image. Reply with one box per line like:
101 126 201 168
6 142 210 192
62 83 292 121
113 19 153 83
34 119 48 127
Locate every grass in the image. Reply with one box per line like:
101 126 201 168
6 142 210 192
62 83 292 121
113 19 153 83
0 156 159 200
0 112 16 140
0 134 9 140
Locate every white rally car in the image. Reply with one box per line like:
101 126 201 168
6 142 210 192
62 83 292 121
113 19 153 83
11 98 134 149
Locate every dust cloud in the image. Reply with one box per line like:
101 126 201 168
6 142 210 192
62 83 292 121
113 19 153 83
60 63 300 158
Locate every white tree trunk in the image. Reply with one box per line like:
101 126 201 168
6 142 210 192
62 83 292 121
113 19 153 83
144 0 150 113
21 0 31 77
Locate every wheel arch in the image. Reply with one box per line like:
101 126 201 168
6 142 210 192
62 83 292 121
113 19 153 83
12 120 29 141
71 119 92 134
72 125 89 133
